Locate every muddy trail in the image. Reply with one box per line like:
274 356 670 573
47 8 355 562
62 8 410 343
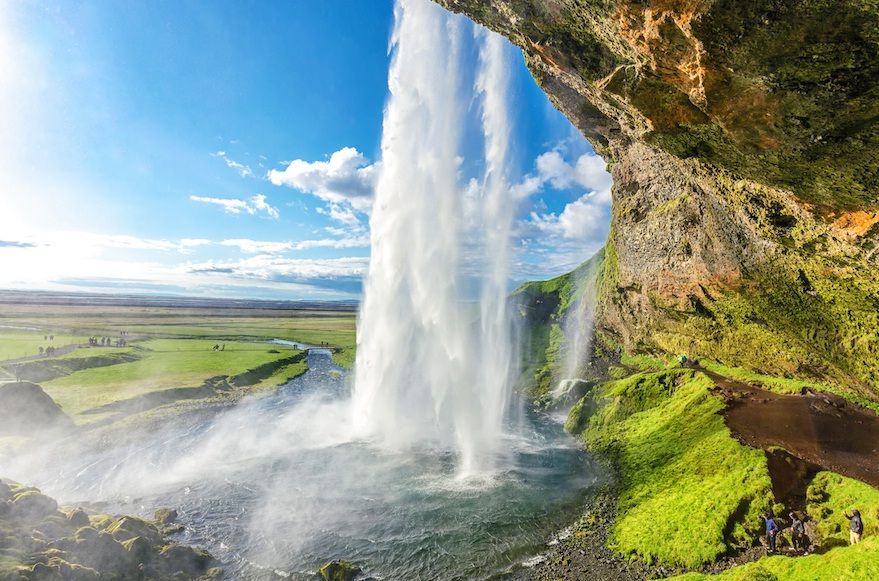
703 368 879 503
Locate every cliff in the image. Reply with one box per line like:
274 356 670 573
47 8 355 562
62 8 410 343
439 0 879 400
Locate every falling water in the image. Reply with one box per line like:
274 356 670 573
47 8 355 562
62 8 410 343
353 0 516 476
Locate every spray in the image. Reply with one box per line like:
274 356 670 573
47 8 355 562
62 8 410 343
352 0 517 476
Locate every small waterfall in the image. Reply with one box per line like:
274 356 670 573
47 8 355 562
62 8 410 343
352 0 516 476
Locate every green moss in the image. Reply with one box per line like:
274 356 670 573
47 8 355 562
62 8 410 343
578 370 773 567
806 471 879 544
513 249 606 400
674 536 879 580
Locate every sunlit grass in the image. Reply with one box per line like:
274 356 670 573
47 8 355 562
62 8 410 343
576 369 773 567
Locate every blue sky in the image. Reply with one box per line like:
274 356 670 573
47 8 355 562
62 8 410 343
0 0 612 300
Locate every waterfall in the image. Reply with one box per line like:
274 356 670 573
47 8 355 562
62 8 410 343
352 0 516 476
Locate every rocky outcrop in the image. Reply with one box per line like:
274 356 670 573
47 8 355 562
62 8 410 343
0 382 73 436
0 479 220 581
439 0 879 399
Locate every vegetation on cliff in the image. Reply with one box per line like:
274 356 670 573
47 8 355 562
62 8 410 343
566 369 773 568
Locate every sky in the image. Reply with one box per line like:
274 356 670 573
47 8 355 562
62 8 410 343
0 0 612 301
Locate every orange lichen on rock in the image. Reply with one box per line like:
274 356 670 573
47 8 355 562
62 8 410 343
831 210 879 239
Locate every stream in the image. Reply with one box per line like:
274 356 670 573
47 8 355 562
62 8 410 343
9 349 606 580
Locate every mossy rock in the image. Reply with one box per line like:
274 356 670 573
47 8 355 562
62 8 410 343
0 481 12 502
153 508 177 526
9 491 58 523
158 544 213 577
103 516 162 547
121 536 153 567
62 509 90 529
318 560 361 581
28 558 100 581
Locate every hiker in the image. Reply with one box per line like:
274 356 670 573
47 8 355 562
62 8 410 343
761 513 779 554
789 512 807 552
678 354 689 368
844 509 864 544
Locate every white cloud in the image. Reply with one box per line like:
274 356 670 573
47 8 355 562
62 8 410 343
250 193 280 219
268 147 377 208
219 239 293 254
212 151 254 178
527 191 609 241
511 148 613 278
190 194 279 219
292 236 370 250
217 234 369 254
0 231 366 298
268 147 378 225
514 150 612 200
316 203 361 227
186 255 368 281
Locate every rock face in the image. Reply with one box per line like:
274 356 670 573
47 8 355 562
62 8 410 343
438 0 879 399
0 382 73 436
0 479 220 581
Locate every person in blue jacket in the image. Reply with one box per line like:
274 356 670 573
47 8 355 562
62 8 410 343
761 513 779 553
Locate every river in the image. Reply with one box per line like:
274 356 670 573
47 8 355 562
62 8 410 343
10 349 605 580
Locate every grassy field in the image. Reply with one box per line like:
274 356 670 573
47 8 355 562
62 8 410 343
568 368 774 568
0 301 356 425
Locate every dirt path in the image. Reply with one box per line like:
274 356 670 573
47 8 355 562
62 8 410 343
703 368 879 490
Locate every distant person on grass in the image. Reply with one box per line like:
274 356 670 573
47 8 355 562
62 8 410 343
678 354 688 368
761 514 779 554
844 509 863 544
789 512 807 553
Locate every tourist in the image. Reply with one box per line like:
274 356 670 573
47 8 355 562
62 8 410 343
761 514 779 554
678 354 689 368
789 512 807 552
844 509 863 544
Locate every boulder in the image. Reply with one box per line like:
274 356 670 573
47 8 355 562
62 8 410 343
10 491 58 522
121 536 154 567
153 508 178 526
159 544 213 576
0 382 73 436
103 516 163 547
0 480 12 501
63 508 91 529
318 560 362 581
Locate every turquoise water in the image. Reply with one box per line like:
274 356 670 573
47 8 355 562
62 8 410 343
19 350 604 580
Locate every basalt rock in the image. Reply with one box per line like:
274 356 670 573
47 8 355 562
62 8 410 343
0 479 218 581
439 0 879 400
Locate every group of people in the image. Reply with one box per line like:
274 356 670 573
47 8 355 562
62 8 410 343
761 509 864 554
212 344 225 351
88 336 127 347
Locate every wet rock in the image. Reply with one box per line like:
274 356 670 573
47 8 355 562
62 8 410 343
10 491 58 522
318 559 362 581
153 508 178 525
122 536 154 566
104 515 163 546
159 543 214 576
63 508 91 529
28 558 101 581
0 479 12 501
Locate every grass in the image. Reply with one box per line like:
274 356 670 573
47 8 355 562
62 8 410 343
572 369 773 568
41 340 302 420
674 472 879 580
0 330 88 362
